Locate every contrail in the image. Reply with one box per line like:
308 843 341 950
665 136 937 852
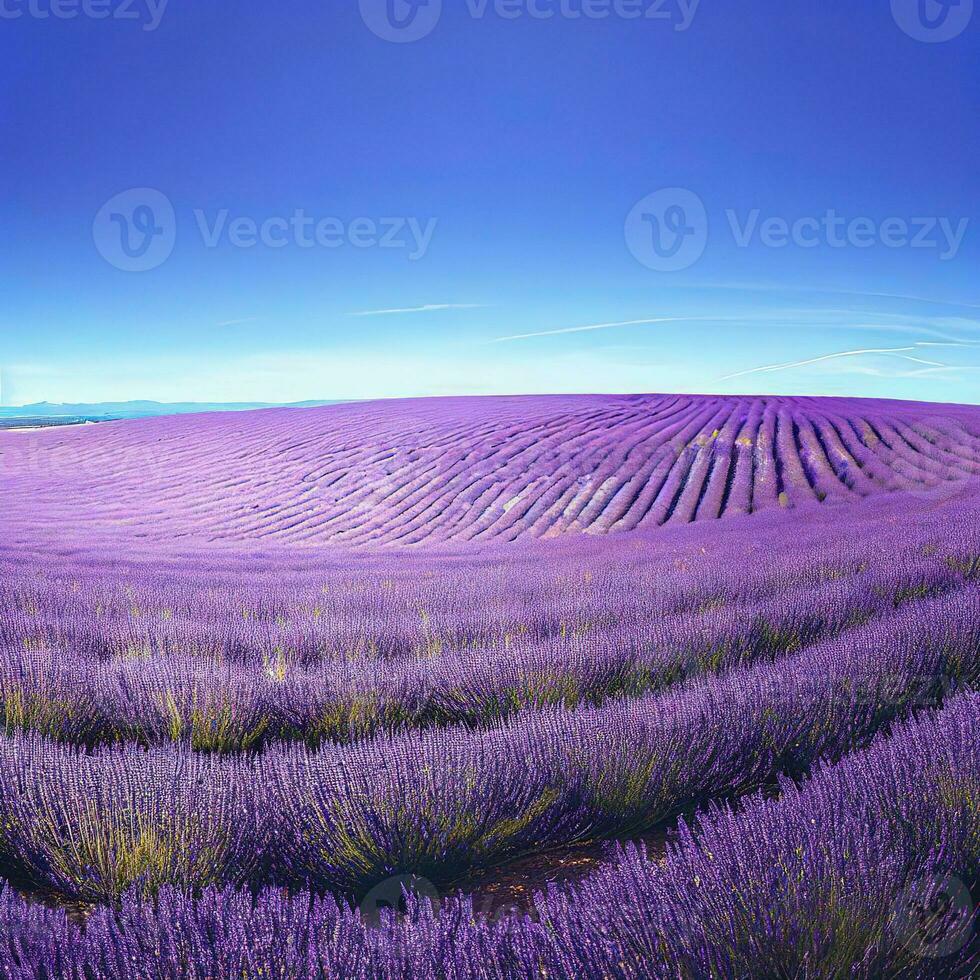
913 340 980 349
351 304 483 317
489 316 725 343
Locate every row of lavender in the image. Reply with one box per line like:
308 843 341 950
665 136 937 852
0 585 975 904
8 488 961 668
2 494 977 750
0 692 975 979
0 555 961 750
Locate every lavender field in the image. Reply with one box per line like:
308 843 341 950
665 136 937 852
1 393 978 978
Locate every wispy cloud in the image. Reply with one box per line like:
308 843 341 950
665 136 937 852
810 289 980 314
688 282 980 315
490 309 980 347
812 320 973 343
838 365 980 381
217 317 257 328
350 304 483 317
717 344 955 382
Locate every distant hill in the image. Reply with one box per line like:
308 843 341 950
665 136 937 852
3 393 979 547
0 399 343 420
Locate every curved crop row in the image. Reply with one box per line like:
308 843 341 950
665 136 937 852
0 693 975 979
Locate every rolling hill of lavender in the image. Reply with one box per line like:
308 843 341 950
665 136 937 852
0 393 978 978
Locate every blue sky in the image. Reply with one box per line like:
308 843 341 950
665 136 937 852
1 1 978 406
